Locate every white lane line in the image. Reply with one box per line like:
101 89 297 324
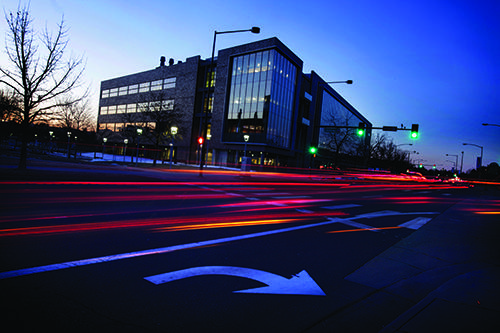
399 217 432 230
323 204 361 210
0 210 439 280
296 209 314 214
0 218 344 280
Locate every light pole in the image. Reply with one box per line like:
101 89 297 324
445 154 459 172
67 131 71 159
170 126 178 169
102 137 107 159
462 143 483 169
242 134 250 171
48 131 54 153
326 80 353 84
135 128 143 166
123 139 128 162
199 26 260 176
482 123 500 127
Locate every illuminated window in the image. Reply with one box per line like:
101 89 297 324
139 82 150 93
117 104 127 114
164 77 176 89
128 84 138 94
118 86 128 96
107 105 117 114
225 49 296 148
100 106 108 115
127 103 137 113
162 99 174 110
151 80 162 91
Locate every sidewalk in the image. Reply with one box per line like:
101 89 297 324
307 193 500 332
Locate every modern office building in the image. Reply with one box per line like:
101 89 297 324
97 37 371 168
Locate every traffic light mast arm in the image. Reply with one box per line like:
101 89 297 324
319 125 415 131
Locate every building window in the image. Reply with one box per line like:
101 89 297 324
117 104 127 114
128 84 139 94
205 70 216 88
101 90 110 99
164 77 176 89
118 86 128 96
108 105 117 114
151 80 163 91
139 82 150 93
100 106 108 115
162 99 174 110
127 103 137 113
109 88 118 97
224 49 296 148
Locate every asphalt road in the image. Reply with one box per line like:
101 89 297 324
0 161 497 332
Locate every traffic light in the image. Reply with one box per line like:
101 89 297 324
433 164 436 169
197 137 204 145
309 147 317 154
357 122 365 137
419 163 423 168
410 124 419 139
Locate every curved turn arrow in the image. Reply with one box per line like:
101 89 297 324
144 266 326 296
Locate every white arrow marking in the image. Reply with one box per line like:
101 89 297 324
144 266 326 296
399 217 432 230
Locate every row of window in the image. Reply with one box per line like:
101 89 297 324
99 122 156 132
100 100 175 115
101 77 176 99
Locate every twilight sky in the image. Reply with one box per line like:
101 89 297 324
1 0 499 171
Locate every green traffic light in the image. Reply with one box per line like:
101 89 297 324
410 131 418 139
309 147 317 154
357 129 365 136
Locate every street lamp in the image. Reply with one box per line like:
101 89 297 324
102 137 107 159
445 154 459 172
462 143 483 168
135 128 143 166
243 134 250 157
482 123 500 127
326 80 353 84
123 139 128 162
67 131 71 159
199 26 260 175
170 126 178 169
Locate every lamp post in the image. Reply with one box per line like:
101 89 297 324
482 123 500 127
48 131 54 153
67 132 71 159
462 143 483 169
326 80 353 84
199 26 260 176
170 126 178 169
445 154 458 173
102 137 107 159
135 128 143 166
123 139 128 162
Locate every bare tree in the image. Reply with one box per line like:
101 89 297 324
0 3 86 169
135 91 184 165
55 97 95 131
0 89 21 122
319 107 359 164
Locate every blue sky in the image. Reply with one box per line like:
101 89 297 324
1 0 499 171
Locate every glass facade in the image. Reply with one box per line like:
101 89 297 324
225 49 297 148
319 90 364 152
